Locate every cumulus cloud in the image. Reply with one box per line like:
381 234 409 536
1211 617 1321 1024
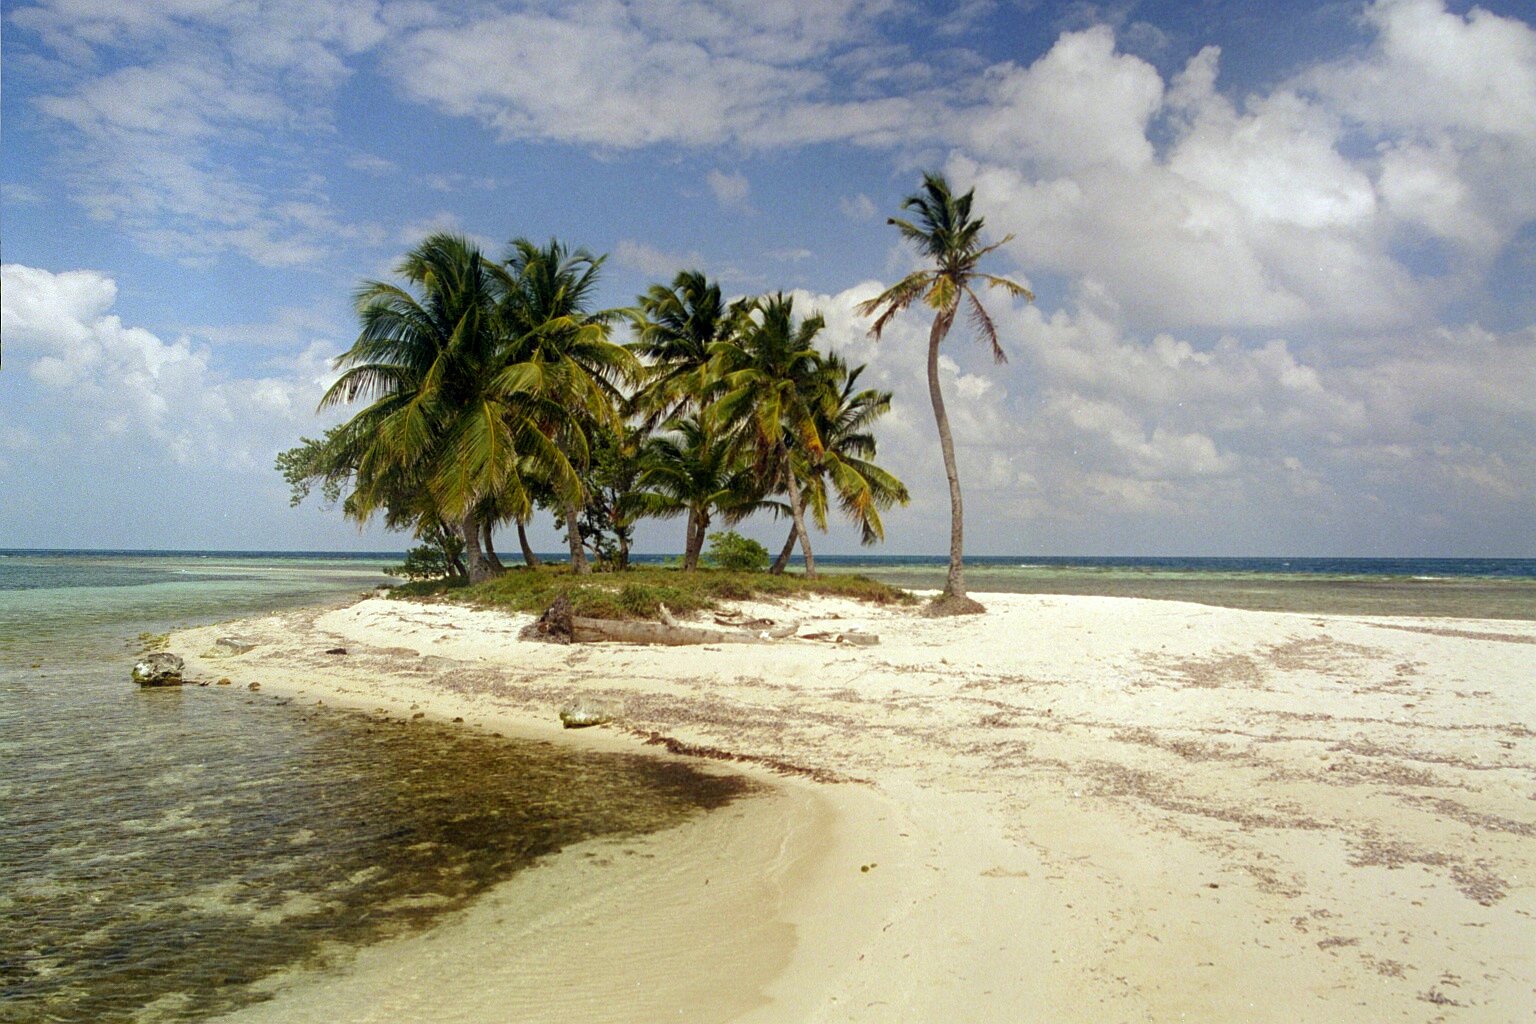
783 280 1534 554
1299 0 1536 264
0 263 337 468
962 25 1162 174
949 1 1536 334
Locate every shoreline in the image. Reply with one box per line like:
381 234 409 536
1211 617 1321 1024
174 590 1536 1022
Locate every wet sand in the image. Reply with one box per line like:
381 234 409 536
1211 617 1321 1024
178 592 1536 1022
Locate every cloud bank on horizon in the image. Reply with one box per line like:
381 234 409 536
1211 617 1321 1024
1 0 1532 555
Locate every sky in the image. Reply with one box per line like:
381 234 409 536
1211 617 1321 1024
2 0 1533 557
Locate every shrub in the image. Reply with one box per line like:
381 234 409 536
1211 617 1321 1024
704 531 770 572
388 544 452 581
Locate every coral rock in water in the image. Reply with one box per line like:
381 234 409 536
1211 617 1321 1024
132 653 185 686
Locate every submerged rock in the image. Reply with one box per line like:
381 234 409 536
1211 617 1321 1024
559 698 621 729
132 653 185 686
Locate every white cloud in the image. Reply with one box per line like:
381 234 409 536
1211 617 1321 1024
706 169 752 209
1304 0 1536 140
382 1 934 149
16 0 394 266
613 239 705 280
941 1 1536 333
784 280 1534 554
961 25 1163 173
1298 0 1536 264
346 152 397 176
840 193 878 220
0 263 337 468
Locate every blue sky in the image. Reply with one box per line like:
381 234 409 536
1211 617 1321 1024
2 0 1533 556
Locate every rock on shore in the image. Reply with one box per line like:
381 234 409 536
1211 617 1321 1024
132 652 184 686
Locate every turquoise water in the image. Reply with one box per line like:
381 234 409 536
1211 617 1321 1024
0 553 751 1023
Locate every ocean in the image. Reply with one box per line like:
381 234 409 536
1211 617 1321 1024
3 549 1531 1022
0 551 751 1023
807 554 1536 620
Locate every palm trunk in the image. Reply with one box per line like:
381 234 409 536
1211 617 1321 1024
769 525 796 575
927 311 975 607
562 497 590 574
682 510 708 571
516 520 542 568
482 522 505 574
783 452 816 578
460 511 490 582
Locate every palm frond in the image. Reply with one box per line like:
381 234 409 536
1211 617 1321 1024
964 285 1008 364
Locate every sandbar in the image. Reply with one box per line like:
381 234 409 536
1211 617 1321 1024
176 591 1536 1021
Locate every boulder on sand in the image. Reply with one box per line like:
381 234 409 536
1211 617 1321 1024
132 653 185 686
559 697 622 729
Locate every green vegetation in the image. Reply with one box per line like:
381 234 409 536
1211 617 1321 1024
278 172 1015 616
704 530 770 572
390 564 913 621
136 631 170 653
858 173 1032 613
278 239 910 582
388 543 461 581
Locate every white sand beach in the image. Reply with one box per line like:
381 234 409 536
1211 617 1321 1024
177 591 1536 1022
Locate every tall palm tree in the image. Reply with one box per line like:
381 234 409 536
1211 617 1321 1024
633 412 766 570
856 173 1032 614
320 233 523 581
769 355 909 573
499 238 637 574
631 270 732 426
710 293 827 577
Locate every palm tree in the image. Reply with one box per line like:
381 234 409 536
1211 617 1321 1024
631 270 733 426
320 233 522 581
856 173 1032 614
769 355 909 573
633 413 766 570
710 293 826 577
499 238 637 574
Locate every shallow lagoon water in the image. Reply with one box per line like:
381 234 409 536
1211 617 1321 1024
0 553 750 1023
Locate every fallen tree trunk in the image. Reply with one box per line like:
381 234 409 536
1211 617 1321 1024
521 595 770 646
570 616 769 646
519 595 865 646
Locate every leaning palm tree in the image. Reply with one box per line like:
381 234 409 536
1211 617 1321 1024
770 354 909 573
856 173 1032 614
499 238 638 574
710 293 827 577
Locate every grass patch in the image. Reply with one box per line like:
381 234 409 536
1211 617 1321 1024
388 564 914 621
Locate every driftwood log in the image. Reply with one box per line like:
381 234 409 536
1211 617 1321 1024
521 595 768 646
570 617 769 645
521 595 870 647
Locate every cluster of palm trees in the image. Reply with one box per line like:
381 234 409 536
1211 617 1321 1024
282 236 908 581
283 172 1026 614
